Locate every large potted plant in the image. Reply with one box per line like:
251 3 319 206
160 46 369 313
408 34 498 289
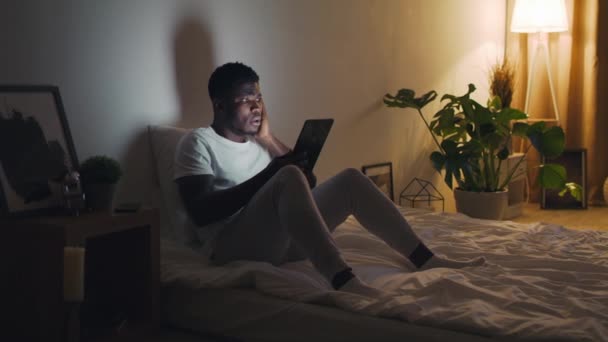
79 155 122 211
383 84 581 220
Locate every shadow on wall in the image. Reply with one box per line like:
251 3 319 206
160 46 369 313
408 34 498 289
173 17 215 128
114 17 214 206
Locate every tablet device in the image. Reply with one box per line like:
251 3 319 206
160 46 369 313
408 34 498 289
292 119 334 171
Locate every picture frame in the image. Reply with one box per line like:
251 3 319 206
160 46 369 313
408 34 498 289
0 85 79 216
362 162 394 201
541 148 587 209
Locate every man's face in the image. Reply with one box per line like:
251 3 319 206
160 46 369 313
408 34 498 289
221 82 263 137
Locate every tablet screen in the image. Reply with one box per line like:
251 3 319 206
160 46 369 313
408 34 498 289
292 119 334 171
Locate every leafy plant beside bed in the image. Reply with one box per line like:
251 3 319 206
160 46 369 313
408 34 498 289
383 84 581 202
79 155 122 210
79 155 122 184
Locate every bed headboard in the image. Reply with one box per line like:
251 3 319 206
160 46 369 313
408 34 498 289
147 125 199 247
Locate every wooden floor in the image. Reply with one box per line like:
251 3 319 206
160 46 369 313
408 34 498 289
510 202 608 231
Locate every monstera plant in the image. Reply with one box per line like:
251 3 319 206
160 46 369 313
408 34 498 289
383 84 581 218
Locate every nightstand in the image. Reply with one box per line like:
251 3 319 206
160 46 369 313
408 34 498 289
1 208 160 342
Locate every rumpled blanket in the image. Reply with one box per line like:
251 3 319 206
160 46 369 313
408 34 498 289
161 207 608 341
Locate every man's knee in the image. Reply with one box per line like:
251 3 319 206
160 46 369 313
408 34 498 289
339 167 365 181
332 168 370 189
276 165 308 184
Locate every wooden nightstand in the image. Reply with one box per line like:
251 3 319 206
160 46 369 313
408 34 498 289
1 208 160 342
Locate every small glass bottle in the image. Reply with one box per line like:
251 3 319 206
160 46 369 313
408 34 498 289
62 171 86 216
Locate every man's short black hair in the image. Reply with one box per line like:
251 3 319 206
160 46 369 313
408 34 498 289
208 62 259 101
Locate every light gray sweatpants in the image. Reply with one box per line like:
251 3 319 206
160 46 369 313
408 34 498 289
212 166 422 281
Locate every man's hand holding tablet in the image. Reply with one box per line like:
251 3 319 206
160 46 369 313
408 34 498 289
292 119 334 172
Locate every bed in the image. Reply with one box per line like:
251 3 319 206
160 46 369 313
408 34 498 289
149 125 608 342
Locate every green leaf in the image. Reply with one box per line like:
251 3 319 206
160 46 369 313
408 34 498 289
562 182 583 201
479 123 497 138
441 84 475 108
383 88 433 110
540 126 565 159
466 83 476 95
441 127 459 136
472 100 493 125
466 123 475 137
396 88 415 98
430 151 445 171
512 122 529 137
526 121 546 152
461 98 475 120
432 122 442 136
414 90 438 108
79 155 123 184
441 140 458 155
437 109 455 131
461 140 483 155
507 108 528 120
496 108 527 124
539 164 566 189
495 121 509 133
433 107 454 119
488 96 502 112
441 93 457 102
483 132 504 150
444 168 454 189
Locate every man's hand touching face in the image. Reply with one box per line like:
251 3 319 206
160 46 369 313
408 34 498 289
256 105 271 139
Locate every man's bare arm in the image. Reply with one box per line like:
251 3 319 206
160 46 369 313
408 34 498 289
176 169 273 227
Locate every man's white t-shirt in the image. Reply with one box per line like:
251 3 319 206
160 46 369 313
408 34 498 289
173 127 273 253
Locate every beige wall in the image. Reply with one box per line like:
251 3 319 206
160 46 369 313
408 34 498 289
0 0 505 211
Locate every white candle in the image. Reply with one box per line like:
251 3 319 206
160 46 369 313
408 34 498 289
63 247 85 302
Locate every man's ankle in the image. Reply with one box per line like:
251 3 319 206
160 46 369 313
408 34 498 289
408 243 434 268
331 267 355 290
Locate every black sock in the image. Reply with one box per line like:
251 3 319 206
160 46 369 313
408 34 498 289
331 267 355 290
408 243 434 268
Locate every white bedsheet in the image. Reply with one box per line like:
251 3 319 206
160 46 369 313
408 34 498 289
161 207 608 341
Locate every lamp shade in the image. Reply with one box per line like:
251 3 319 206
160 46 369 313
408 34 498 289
511 0 568 33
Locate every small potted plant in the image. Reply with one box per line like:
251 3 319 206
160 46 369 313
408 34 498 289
383 82 581 220
78 155 122 211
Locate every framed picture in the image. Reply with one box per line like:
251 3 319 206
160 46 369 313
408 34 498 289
541 148 587 209
0 85 79 216
362 162 394 201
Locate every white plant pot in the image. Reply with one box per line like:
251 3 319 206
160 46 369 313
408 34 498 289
454 188 509 220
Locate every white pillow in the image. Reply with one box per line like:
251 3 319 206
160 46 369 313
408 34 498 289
147 125 199 248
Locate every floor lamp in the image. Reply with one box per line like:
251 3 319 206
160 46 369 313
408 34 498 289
511 0 569 124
